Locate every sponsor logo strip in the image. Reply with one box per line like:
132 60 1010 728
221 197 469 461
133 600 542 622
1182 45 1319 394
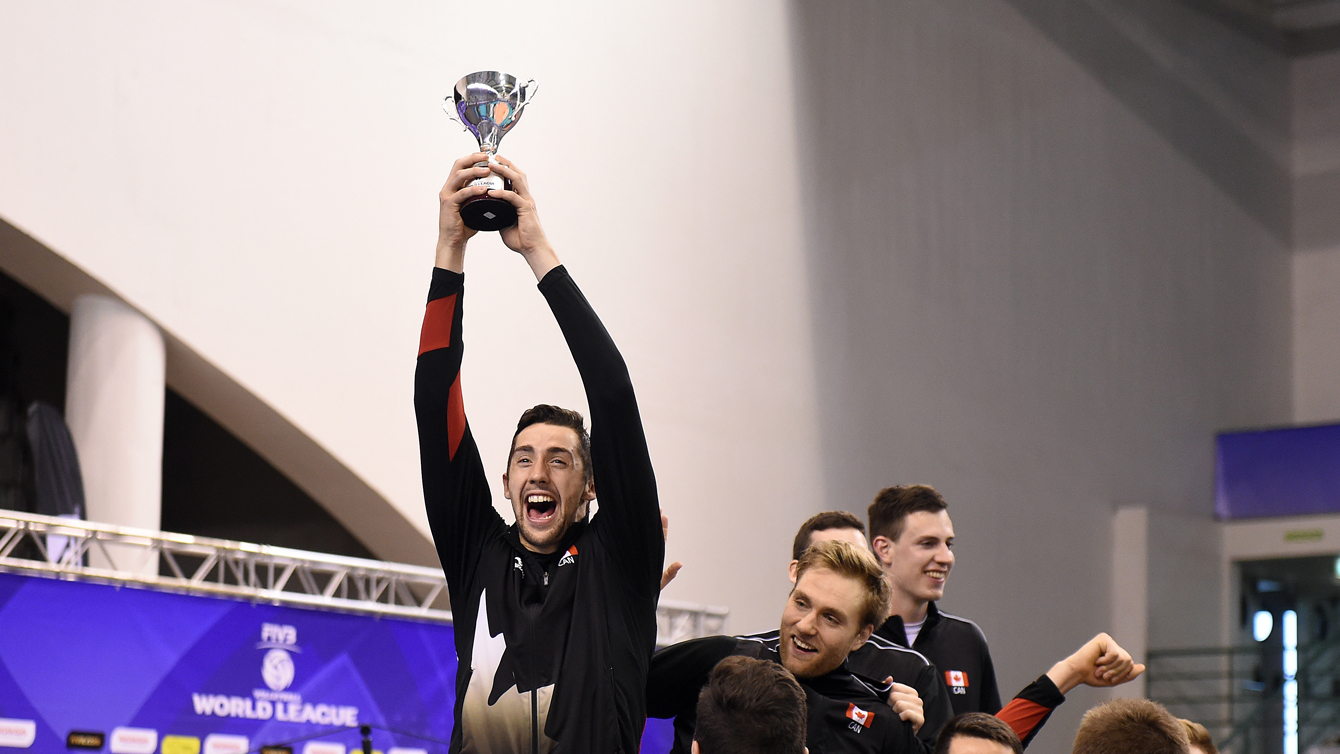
111 727 159 754
0 718 36 749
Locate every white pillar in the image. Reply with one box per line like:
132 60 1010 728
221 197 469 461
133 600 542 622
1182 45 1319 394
65 295 165 573
1111 506 1149 699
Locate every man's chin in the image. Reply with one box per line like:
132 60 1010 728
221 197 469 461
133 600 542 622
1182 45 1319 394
519 522 565 552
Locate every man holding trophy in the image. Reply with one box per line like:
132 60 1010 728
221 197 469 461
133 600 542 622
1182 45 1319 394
416 72 665 753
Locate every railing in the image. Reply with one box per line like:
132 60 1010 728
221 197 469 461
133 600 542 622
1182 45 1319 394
1147 636 1340 754
0 510 727 646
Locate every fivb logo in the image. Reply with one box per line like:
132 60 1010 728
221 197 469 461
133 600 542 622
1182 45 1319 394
558 545 577 567
845 703 872 733
259 623 300 692
945 670 969 695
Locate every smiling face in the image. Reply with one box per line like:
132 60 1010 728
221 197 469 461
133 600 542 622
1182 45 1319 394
778 567 873 678
873 510 955 617
502 422 595 554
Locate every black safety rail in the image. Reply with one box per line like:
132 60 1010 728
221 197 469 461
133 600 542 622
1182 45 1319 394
1147 636 1340 753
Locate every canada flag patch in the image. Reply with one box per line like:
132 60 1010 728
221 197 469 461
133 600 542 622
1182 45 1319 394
945 670 969 694
558 545 577 567
846 703 873 729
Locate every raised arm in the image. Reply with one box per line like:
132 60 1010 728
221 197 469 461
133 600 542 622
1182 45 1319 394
995 633 1145 748
488 157 664 595
414 154 509 588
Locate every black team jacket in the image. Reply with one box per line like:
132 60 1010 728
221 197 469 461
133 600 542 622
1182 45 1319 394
647 634 921 754
877 602 1002 717
415 265 664 754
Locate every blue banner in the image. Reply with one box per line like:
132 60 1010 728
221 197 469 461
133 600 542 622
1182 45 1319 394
0 571 454 753
1215 423 1340 520
0 571 677 753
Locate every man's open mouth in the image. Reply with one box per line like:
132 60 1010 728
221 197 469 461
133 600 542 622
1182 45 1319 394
526 493 559 524
790 635 817 655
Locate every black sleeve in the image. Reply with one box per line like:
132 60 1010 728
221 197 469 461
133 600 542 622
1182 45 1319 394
537 266 663 595
646 636 739 719
995 674 1066 749
414 268 506 594
978 636 1003 715
914 661 954 750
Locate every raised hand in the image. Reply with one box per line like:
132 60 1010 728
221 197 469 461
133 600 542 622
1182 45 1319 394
660 510 684 590
1046 632 1146 694
436 152 493 272
484 155 560 280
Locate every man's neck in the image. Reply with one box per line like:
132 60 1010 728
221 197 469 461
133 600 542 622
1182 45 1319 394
888 592 930 626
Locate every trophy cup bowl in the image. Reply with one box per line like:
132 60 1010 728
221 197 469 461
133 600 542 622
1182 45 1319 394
444 71 537 231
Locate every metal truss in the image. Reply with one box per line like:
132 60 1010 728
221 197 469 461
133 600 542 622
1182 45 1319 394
0 510 727 644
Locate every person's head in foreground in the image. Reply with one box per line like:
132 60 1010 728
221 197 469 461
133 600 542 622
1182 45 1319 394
502 404 595 554
1179 719 1218 754
692 655 808 754
868 485 954 614
789 511 870 582
780 539 890 678
933 713 1023 754
1072 698 1189 754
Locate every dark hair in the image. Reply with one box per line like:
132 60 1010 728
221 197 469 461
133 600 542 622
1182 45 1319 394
694 656 807 754
1179 719 1217 754
1072 699 1189 754
934 713 1022 754
510 404 592 481
792 511 867 561
793 539 889 629
868 485 947 543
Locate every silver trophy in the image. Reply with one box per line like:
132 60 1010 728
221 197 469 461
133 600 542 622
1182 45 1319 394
444 71 538 231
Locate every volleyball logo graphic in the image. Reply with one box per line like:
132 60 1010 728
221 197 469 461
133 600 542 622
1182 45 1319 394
262 648 295 691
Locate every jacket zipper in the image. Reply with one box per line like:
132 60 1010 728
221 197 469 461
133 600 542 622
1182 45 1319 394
531 688 539 754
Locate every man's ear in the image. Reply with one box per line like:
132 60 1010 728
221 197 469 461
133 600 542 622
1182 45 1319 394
582 476 596 502
501 472 511 500
691 740 700 754
870 535 894 565
787 560 799 584
850 625 873 653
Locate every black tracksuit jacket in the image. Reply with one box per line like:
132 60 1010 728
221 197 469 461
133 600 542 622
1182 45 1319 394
877 602 1002 717
646 634 921 754
415 266 664 754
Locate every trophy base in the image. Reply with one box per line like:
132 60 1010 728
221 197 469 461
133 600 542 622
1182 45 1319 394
461 196 518 231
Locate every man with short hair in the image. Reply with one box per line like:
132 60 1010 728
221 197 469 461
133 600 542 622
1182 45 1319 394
1071 699 1189 754
417 153 663 752
787 511 954 750
692 656 809 754
868 485 1001 717
933 714 1022 754
650 540 922 754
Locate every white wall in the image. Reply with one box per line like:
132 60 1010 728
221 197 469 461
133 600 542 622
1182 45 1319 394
1293 50 1340 424
0 1 822 631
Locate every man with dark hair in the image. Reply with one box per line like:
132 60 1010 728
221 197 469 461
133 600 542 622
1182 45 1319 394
693 656 809 754
792 511 868 564
787 511 954 751
416 153 663 753
1071 699 1189 754
867 485 1001 718
933 714 1022 754
650 540 922 754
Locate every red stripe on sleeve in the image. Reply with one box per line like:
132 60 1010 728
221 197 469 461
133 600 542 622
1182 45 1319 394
996 698 1052 742
447 372 466 460
418 294 457 356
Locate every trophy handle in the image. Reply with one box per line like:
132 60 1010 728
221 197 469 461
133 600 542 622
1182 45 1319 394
520 79 539 109
442 97 469 132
